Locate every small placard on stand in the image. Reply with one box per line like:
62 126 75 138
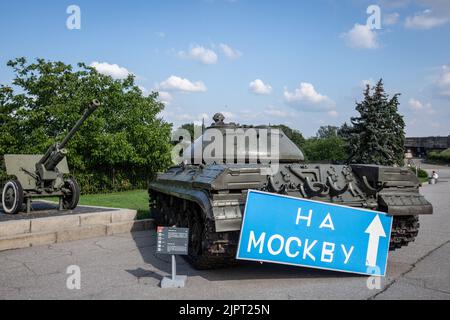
156 226 189 288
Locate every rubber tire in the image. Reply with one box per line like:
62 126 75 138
62 178 80 210
1 180 24 215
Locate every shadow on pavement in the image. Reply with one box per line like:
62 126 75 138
129 230 361 283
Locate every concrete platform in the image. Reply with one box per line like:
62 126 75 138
1 176 449 300
0 201 154 252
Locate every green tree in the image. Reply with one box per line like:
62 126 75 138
0 58 173 192
344 79 405 166
302 137 347 163
274 124 306 148
178 123 203 142
316 125 339 139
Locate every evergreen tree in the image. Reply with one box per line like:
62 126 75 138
345 79 405 166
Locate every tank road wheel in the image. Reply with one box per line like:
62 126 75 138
176 210 187 228
187 210 207 269
185 206 238 270
156 194 170 226
1 180 24 215
62 178 80 210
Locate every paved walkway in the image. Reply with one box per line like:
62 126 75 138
1 170 449 300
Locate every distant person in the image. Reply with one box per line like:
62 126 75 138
432 171 439 180
430 171 439 184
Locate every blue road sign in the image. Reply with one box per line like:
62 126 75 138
236 190 393 276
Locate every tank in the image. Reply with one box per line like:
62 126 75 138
149 113 433 269
1 99 101 214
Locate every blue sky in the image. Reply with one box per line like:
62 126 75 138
1 0 449 137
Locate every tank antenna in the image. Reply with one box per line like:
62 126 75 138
201 117 205 164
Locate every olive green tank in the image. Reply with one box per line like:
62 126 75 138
149 113 432 269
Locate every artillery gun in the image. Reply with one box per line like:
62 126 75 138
149 113 433 270
1 99 101 214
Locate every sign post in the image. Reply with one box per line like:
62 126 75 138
156 226 189 288
236 190 393 276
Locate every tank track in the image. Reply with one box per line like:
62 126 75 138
389 216 420 250
186 217 239 270
150 191 238 270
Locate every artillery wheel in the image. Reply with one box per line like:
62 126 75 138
62 178 80 210
1 180 24 214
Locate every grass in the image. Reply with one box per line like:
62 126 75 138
419 176 429 184
41 189 150 220
78 189 150 220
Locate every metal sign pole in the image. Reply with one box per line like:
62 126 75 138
172 255 176 281
158 227 188 289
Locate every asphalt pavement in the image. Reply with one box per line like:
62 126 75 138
0 168 449 300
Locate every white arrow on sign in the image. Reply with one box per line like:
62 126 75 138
365 215 387 267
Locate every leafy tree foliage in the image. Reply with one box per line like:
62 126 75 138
0 58 173 193
343 79 405 166
177 123 203 142
280 125 347 163
274 124 306 148
302 137 347 163
316 125 339 139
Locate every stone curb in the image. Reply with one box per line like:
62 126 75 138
0 219 154 252
0 208 154 252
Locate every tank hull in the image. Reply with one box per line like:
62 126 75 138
149 163 432 269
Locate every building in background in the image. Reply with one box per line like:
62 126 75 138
405 136 450 157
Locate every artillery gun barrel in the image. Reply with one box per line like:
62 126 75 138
59 99 101 149
37 99 101 171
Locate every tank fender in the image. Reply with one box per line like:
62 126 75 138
378 192 433 216
149 182 214 220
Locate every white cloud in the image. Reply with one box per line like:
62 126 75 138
178 46 218 65
327 110 339 117
408 98 435 114
361 79 374 88
263 106 297 118
284 82 335 111
249 79 272 95
378 0 410 9
342 24 378 49
408 98 423 110
405 9 449 29
90 62 131 79
219 43 242 59
384 12 400 25
159 75 207 92
404 1 450 29
436 64 450 97
155 31 166 38
158 91 173 105
264 108 288 118
220 111 235 120
139 86 150 97
160 109 209 125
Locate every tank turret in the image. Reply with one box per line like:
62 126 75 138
182 112 304 164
